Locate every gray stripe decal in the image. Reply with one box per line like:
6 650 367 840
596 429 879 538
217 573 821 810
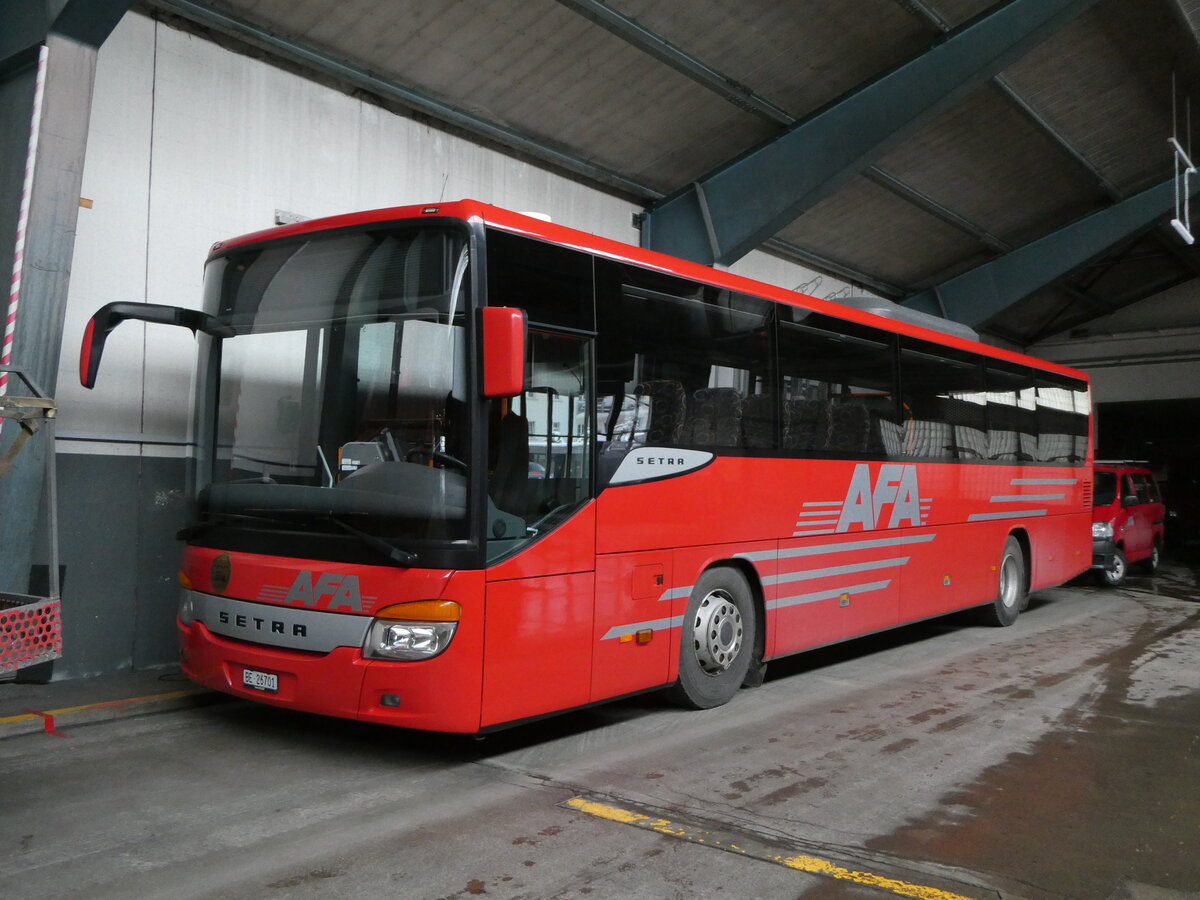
767 580 892 612
1011 478 1077 485
763 557 910 587
968 510 1048 521
990 493 1064 502
737 533 937 563
602 615 686 641
656 586 693 603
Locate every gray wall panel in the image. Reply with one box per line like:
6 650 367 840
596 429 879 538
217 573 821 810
55 451 187 677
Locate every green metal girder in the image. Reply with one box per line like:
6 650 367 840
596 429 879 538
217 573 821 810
1 0 130 72
640 0 1100 267
903 177 1199 327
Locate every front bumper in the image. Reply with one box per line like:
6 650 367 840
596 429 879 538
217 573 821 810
1091 536 1115 571
178 619 483 733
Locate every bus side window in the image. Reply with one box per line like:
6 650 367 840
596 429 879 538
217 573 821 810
594 259 772 462
898 339 985 461
487 331 592 536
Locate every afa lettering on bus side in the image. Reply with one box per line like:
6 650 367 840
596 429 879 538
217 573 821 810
837 463 921 532
284 571 363 611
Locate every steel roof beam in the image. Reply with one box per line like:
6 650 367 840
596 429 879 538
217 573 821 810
554 0 794 126
864 166 1012 253
552 2 1013 264
640 0 1100 267
903 177 1198 327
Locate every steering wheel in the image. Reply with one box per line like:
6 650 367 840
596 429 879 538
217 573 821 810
406 445 468 472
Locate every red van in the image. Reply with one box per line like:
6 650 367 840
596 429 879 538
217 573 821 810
1091 462 1166 586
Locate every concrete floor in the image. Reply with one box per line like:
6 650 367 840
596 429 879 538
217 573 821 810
3 555 1200 899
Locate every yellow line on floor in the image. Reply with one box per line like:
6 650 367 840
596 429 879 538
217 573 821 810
0 690 194 725
565 797 976 900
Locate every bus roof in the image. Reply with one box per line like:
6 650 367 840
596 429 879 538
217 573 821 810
209 199 1090 384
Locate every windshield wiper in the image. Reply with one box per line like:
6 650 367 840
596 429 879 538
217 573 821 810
177 510 292 540
324 515 417 566
178 510 418 567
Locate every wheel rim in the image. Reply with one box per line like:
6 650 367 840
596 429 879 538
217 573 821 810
998 552 1021 609
1151 545 1160 569
1108 554 1125 583
690 589 743 675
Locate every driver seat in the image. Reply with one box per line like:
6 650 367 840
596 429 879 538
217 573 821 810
490 410 531 515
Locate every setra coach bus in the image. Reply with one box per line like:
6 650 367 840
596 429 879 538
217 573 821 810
80 200 1092 733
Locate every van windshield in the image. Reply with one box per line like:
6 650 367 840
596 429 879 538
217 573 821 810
1094 471 1117 507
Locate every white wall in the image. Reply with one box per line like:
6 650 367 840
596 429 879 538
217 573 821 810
1033 280 1200 403
59 11 850 457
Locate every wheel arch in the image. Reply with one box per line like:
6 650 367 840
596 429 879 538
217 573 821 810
708 556 767 666
1008 526 1032 589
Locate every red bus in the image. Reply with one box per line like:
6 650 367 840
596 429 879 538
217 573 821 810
80 200 1092 733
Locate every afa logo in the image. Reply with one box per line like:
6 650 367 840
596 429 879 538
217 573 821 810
836 463 922 532
284 571 364 611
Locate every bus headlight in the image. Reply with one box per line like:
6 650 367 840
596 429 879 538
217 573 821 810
363 600 460 661
179 592 196 625
1092 521 1113 540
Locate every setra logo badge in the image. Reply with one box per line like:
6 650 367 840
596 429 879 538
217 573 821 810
210 554 232 593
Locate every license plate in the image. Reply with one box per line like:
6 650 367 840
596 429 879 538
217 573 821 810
242 668 278 693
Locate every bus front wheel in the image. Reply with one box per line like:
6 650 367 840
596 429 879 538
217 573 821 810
669 567 757 710
982 536 1026 627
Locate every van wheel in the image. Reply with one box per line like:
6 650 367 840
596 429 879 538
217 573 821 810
981 536 1026 627
1097 547 1127 587
1140 540 1161 575
668 568 756 710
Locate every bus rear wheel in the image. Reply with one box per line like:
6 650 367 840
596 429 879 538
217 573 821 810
669 568 756 710
982 536 1026 627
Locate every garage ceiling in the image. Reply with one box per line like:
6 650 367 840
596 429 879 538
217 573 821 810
147 0 1200 347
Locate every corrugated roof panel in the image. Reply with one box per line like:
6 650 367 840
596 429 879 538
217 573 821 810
999 0 1189 194
777 176 993 288
206 0 776 191
608 0 937 120
876 83 1109 247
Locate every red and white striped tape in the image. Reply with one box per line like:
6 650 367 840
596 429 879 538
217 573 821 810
2 43 50 398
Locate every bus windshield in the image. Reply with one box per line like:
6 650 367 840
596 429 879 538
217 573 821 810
197 225 473 552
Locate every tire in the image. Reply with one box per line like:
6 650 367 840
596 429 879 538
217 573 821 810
1140 540 1161 576
668 567 757 710
981 536 1026 627
1096 547 1127 587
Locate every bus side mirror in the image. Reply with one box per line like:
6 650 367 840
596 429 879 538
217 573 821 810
80 302 233 389
481 307 526 398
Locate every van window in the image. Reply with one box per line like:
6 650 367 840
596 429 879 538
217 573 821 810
1094 471 1117 506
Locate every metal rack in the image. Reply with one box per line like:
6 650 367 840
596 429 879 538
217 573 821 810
0 365 61 675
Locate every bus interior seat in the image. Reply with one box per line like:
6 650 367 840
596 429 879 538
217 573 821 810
688 387 743 447
634 379 688 445
741 394 776 449
489 410 532 515
826 401 871 452
782 399 829 451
